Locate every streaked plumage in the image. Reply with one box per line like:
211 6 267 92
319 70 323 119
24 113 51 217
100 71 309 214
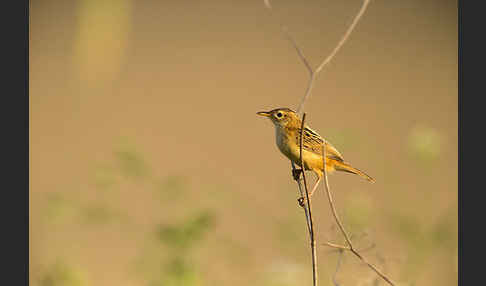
257 107 374 196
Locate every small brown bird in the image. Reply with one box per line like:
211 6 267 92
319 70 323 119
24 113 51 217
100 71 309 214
257 107 374 196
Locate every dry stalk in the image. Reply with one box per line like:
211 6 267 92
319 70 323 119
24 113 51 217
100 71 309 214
265 0 371 115
264 0 397 285
298 113 318 286
321 145 395 285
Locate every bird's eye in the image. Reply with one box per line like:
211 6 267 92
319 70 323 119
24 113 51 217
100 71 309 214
276 112 283 118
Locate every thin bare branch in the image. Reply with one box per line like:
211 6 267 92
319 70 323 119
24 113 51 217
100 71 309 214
324 241 350 250
297 73 318 115
299 113 318 286
350 249 394 285
321 144 353 247
314 0 371 74
324 241 376 253
282 26 314 76
321 144 395 285
264 0 371 114
264 1 313 76
297 0 371 113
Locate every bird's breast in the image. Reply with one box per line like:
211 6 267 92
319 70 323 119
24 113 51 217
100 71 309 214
275 127 299 163
274 126 324 172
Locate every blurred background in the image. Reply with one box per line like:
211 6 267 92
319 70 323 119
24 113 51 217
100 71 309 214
30 0 457 285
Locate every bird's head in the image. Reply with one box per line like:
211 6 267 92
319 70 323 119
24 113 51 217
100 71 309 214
257 107 301 128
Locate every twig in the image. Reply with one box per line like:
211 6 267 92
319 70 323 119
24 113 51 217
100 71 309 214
314 0 371 75
282 26 313 76
323 241 376 253
325 241 393 285
321 144 395 285
326 232 376 286
321 144 352 247
264 0 371 115
324 241 350 251
299 113 318 286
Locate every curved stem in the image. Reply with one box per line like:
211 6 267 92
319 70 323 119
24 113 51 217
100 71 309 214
299 113 318 286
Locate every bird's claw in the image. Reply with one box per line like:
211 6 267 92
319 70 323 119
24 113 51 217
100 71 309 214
298 197 306 207
292 169 303 181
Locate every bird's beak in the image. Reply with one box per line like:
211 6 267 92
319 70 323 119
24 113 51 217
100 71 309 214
256 111 271 117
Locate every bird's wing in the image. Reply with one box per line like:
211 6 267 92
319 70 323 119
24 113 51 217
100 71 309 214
324 140 344 162
296 126 344 162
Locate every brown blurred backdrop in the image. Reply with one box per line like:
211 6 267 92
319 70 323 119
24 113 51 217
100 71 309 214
30 0 457 285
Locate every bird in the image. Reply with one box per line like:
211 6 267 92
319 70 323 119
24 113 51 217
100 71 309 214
257 107 374 197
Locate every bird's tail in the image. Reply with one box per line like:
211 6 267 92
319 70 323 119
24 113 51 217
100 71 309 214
332 161 375 183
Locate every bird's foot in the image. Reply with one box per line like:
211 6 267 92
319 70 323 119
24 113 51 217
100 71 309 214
292 169 303 181
297 196 306 207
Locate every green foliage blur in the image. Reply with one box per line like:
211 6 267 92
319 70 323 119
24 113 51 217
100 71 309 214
36 142 217 286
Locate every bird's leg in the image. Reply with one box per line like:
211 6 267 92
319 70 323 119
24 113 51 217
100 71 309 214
309 175 322 197
298 175 321 207
293 168 306 206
